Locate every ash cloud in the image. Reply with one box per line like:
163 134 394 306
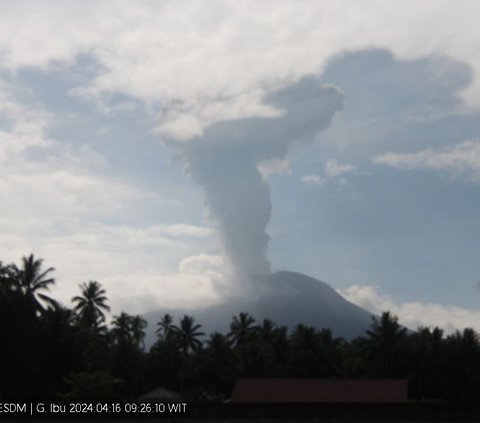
172 77 344 276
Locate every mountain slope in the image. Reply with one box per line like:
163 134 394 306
144 271 373 347
250 271 374 338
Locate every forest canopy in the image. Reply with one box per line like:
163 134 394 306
1 254 480 403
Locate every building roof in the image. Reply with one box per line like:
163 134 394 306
231 378 408 403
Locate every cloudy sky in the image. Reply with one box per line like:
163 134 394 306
1 0 479 333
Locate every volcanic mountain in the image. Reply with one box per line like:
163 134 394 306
144 271 373 346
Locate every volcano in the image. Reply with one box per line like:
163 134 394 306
144 271 373 346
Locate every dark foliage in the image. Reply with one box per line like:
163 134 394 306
2 255 480 403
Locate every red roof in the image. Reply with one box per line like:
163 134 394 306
231 378 407 403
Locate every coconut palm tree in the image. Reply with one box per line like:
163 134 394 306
72 281 110 331
110 312 147 396
365 311 407 377
172 315 204 354
228 312 257 347
14 253 56 312
257 319 276 342
288 324 322 376
130 315 147 349
202 332 236 393
111 312 132 346
408 326 443 400
156 313 173 340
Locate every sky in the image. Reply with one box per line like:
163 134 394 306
1 0 479 334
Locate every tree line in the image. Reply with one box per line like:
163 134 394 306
1 254 480 403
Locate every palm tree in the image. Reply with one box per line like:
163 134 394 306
366 311 407 345
14 253 56 312
110 312 147 396
228 312 257 347
316 328 344 376
203 332 236 393
258 319 275 340
156 313 173 340
444 328 480 403
130 315 147 349
72 281 110 331
41 303 79 387
172 315 205 354
365 311 407 377
111 312 132 346
408 326 444 400
288 324 321 376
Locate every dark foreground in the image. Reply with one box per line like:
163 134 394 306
3 403 480 422
188 402 480 421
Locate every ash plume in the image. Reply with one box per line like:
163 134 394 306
175 77 344 276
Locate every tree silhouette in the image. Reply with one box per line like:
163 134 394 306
365 311 407 377
111 312 132 347
0 259 44 396
288 324 322 377
0 261 17 295
444 328 480 403
407 326 444 400
72 281 110 331
228 312 257 347
131 315 147 349
14 254 56 313
172 315 205 354
156 313 173 340
258 319 275 340
5 254 480 404
201 332 237 396
110 312 148 396
148 328 183 391
41 304 79 393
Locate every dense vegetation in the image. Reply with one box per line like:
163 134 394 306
1 254 480 403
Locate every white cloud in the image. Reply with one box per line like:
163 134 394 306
338 285 395 315
0 80 161 226
85 254 232 315
1 1 480 140
0 78 222 314
155 92 282 141
324 158 355 179
0 81 54 161
0 218 223 315
0 170 156 219
301 158 354 188
373 140 480 182
339 284 480 334
1 0 479 318
301 174 326 187
0 75 174 223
